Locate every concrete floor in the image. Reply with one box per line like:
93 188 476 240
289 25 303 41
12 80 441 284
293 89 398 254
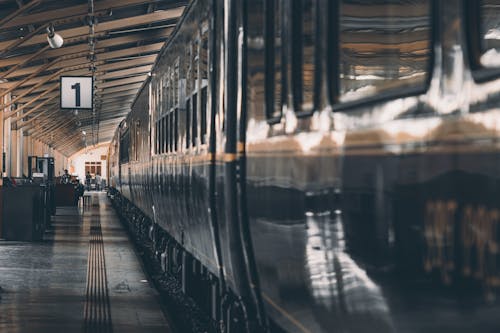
0 192 174 333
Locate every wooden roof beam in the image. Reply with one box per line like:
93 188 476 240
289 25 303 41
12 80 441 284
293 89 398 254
1 56 156 89
0 28 170 68
99 74 148 89
5 43 162 79
6 64 91 107
21 111 61 132
95 89 139 101
100 65 152 80
0 9 181 49
16 107 59 130
7 92 58 120
0 0 41 28
98 82 143 94
6 55 156 91
2 64 151 92
3 0 180 29
16 91 58 103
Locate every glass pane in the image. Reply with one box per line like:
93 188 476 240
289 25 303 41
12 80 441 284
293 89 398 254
165 72 172 110
294 0 316 112
162 77 168 115
163 117 167 154
160 118 165 154
186 99 191 148
158 120 162 154
174 108 179 151
339 0 432 102
201 86 207 144
160 119 163 154
169 112 173 152
192 93 198 147
200 32 209 144
480 0 500 67
265 0 283 119
176 63 180 106
156 122 160 154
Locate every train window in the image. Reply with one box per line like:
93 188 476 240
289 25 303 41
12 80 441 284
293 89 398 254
164 114 168 153
337 0 432 103
158 120 161 154
187 45 193 96
200 30 209 145
155 121 159 154
156 120 160 154
200 86 207 144
165 114 169 153
156 83 160 116
165 74 170 112
163 77 168 115
154 82 158 117
134 121 139 161
158 120 161 155
292 0 318 114
173 62 179 108
193 39 199 148
186 98 191 148
157 80 162 115
192 93 198 147
265 0 284 121
158 119 162 154
166 113 170 153
158 119 163 154
159 118 163 154
479 0 500 67
163 116 168 154
174 108 179 151
119 128 130 163
169 112 174 152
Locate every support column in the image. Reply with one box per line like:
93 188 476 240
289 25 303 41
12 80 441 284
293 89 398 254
0 94 5 184
10 127 19 177
18 128 23 177
3 116 11 177
1 93 9 182
22 132 29 177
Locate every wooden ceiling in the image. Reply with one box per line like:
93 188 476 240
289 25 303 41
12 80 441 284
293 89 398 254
0 0 186 156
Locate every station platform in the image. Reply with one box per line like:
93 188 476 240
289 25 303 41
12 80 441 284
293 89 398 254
0 192 175 333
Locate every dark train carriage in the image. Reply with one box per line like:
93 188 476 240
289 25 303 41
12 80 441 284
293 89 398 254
108 0 500 332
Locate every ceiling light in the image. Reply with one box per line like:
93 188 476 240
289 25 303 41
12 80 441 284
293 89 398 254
46 23 63 49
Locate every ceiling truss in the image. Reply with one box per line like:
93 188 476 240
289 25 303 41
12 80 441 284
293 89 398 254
0 0 186 156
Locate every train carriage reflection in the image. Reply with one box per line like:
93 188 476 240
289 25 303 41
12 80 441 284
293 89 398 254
305 209 394 333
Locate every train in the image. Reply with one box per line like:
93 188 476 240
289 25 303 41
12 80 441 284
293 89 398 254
108 0 500 332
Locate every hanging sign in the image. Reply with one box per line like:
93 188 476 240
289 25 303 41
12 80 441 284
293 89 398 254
60 76 93 109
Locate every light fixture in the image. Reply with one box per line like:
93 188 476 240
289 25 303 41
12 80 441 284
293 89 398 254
46 23 63 49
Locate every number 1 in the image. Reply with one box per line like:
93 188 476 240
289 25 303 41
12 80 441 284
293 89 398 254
71 82 81 107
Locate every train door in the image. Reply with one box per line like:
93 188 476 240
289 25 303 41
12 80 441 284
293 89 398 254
211 0 266 331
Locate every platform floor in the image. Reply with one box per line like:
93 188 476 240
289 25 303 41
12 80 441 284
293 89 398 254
0 192 174 333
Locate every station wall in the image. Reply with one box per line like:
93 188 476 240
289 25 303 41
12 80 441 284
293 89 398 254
68 144 109 185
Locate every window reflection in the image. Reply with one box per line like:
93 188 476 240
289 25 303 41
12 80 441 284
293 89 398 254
265 0 284 120
339 0 432 102
480 0 500 67
293 0 317 113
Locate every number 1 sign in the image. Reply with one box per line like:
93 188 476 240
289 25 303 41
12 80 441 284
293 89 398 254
60 76 93 109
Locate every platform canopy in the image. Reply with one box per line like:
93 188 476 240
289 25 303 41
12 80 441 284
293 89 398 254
0 0 186 156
